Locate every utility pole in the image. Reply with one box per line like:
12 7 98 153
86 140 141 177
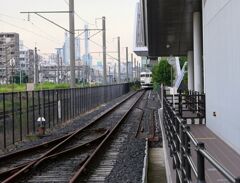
60 57 63 83
134 58 136 81
34 47 38 84
126 47 128 82
20 7 76 86
138 61 141 80
117 36 121 83
56 48 60 84
102 16 107 84
131 53 133 82
136 60 138 80
69 0 75 88
114 63 116 83
19 63 22 84
84 24 89 83
108 66 110 83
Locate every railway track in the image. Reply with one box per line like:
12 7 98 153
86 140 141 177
0 133 72 180
80 110 143 183
135 90 160 141
0 91 137 181
0 90 144 183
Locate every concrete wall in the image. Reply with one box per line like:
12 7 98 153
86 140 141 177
203 0 240 153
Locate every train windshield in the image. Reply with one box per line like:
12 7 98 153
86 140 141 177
140 73 152 77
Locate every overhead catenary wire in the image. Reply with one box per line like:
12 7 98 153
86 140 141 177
0 13 61 42
63 0 93 25
28 20 61 43
0 19 61 45
0 13 63 45
88 38 127 62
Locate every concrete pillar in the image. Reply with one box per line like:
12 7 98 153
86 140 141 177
193 12 203 92
187 50 194 90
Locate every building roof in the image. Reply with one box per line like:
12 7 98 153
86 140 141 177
134 0 201 57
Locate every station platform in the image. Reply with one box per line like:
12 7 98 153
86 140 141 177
191 125 240 183
159 110 240 183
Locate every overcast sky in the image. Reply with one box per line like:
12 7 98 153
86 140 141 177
0 0 138 61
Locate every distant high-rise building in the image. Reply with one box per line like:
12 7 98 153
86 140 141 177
63 32 81 65
19 41 34 82
82 54 93 66
0 32 19 83
82 24 93 67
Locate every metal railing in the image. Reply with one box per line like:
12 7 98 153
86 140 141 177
163 95 240 183
164 90 205 122
0 83 130 149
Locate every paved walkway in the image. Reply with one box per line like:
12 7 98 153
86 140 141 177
159 108 240 183
190 125 240 183
148 148 166 183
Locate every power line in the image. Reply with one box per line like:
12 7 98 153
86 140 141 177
0 19 61 45
0 13 27 21
63 0 93 25
89 38 128 61
88 39 103 49
0 13 62 45
28 20 62 42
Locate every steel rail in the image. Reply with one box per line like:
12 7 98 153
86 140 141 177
70 91 145 183
2 90 140 183
0 130 108 181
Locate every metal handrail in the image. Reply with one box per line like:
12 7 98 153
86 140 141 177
163 96 240 183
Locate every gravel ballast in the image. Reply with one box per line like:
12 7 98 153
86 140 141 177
0 92 134 155
106 90 162 183
105 138 146 183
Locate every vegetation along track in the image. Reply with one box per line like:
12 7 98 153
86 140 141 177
1 90 144 183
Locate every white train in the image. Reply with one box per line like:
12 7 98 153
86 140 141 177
140 71 153 88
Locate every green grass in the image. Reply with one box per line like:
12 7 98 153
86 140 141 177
0 84 26 93
0 82 72 93
0 82 106 93
35 82 70 90
130 83 141 91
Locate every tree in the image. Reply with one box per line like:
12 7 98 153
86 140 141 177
152 59 172 86
13 71 28 84
179 56 187 68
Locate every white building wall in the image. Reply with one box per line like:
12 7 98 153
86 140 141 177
203 0 240 153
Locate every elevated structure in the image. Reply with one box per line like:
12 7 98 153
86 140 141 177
134 0 201 57
134 0 240 180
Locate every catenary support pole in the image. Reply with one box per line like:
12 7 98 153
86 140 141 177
56 48 60 84
134 58 136 81
138 61 141 79
131 53 133 82
69 0 75 88
34 47 39 84
102 16 107 84
126 47 128 82
117 36 121 83
114 63 116 83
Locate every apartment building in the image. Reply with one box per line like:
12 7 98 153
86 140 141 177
0 32 19 84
